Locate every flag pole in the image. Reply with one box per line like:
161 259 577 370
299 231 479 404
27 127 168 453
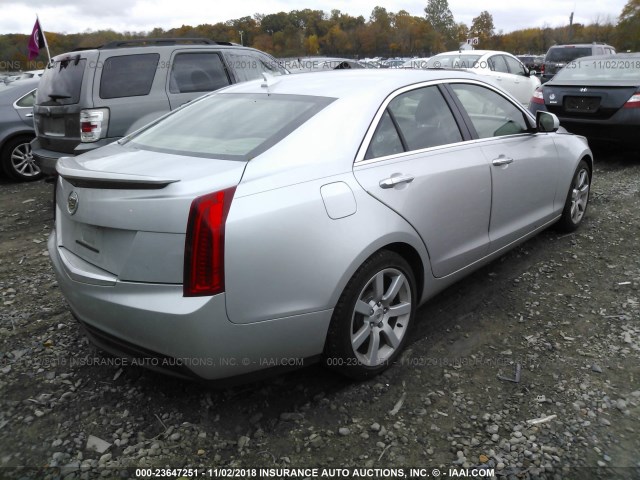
36 14 52 65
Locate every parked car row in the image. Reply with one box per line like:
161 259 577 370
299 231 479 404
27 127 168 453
12 34 636 384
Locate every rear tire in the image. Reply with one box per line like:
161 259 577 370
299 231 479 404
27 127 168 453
556 159 590 232
1 135 41 182
323 250 416 380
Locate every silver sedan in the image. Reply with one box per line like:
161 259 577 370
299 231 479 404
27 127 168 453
48 69 592 381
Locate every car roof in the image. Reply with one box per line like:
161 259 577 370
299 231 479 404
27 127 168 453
218 69 484 99
434 50 512 56
0 78 39 102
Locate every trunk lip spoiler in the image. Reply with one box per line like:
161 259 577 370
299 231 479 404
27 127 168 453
57 157 180 190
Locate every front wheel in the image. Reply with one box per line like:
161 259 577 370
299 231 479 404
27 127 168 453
323 250 416 379
556 159 591 232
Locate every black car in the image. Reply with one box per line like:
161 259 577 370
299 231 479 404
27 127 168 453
517 54 544 72
540 43 616 83
529 53 640 144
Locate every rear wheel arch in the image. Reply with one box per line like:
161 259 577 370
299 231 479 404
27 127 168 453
383 242 425 304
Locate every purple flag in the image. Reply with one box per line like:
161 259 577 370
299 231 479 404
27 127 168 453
28 19 46 60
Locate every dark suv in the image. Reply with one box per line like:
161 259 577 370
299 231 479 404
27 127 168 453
541 43 615 83
32 38 286 175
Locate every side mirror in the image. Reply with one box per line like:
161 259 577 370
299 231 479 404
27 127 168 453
529 69 537 76
536 111 560 133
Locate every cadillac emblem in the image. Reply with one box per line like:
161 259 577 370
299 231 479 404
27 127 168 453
67 191 79 215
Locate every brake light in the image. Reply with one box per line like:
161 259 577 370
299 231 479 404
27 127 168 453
184 187 236 297
623 91 640 108
540 64 545 74
80 108 109 142
530 87 545 105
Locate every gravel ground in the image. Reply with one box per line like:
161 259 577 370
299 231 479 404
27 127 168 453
0 147 639 480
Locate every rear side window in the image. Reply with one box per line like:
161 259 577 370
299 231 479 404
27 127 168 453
36 58 86 105
365 86 462 160
225 51 286 82
169 53 230 94
16 90 36 107
100 54 159 99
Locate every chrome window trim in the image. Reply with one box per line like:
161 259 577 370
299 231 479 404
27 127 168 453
354 78 537 166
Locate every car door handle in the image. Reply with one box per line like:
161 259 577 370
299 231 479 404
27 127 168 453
379 174 415 189
492 157 514 166
25 113 33 117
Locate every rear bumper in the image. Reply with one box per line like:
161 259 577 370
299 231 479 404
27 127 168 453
48 231 332 381
31 137 121 176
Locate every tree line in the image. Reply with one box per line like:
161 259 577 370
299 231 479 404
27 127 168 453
1 0 638 71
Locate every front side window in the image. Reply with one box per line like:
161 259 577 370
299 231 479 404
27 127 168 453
505 56 526 76
125 93 334 161
450 83 530 138
100 54 159 99
169 53 230 94
488 55 509 73
365 86 462 160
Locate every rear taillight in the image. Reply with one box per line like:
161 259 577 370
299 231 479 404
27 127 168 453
183 187 236 297
623 92 640 108
530 87 545 105
80 108 109 142
540 64 545 74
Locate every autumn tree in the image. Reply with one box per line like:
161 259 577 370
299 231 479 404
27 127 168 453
424 0 457 49
616 0 640 51
469 11 495 47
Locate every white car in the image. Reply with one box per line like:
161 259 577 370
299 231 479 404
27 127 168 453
427 50 540 106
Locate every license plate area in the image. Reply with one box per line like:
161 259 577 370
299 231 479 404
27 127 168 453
564 96 600 113
43 117 66 136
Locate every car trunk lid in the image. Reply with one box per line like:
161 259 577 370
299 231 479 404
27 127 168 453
543 84 639 119
54 144 247 284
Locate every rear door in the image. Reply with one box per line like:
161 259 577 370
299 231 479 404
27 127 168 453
33 54 93 154
446 82 559 252
166 50 231 109
353 83 492 278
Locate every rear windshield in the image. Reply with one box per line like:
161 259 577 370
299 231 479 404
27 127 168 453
36 58 86 105
427 55 482 69
125 93 335 161
552 58 640 83
545 47 592 63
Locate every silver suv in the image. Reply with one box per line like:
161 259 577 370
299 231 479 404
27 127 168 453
541 42 615 83
32 38 286 176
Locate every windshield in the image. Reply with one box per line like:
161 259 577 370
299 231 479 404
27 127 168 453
552 58 640 83
36 57 86 105
125 93 335 161
545 47 592 63
427 55 482 69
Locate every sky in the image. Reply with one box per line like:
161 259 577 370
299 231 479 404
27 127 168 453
0 0 627 35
